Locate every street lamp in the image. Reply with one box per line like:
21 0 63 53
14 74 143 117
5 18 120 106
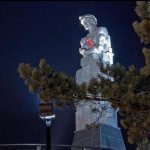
39 103 55 150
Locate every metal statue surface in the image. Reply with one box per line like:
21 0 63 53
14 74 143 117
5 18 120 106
79 14 113 65
75 14 116 130
72 15 126 150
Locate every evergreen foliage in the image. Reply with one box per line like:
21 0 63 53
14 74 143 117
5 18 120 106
136 138 150 150
18 59 78 106
94 1 150 148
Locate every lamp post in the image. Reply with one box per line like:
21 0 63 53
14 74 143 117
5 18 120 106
39 103 55 150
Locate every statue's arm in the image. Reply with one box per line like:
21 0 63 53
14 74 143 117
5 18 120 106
96 28 109 52
80 37 89 50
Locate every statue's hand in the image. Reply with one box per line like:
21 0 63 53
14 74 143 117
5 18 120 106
79 48 87 56
79 48 84 53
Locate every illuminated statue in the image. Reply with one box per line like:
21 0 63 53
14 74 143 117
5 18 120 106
76 14 114 85
79 14 113 65
72 14 126 150
76 14 116 129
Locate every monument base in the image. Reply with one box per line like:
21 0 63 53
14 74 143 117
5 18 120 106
71 123 126 150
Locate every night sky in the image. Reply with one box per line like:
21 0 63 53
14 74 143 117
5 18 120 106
0 1 145 150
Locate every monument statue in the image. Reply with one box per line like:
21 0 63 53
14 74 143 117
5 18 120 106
76 14 114 85
79 14 113 65
72 14 126 150
75 13 116 130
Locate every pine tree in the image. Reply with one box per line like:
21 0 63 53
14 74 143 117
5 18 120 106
17 58 88 107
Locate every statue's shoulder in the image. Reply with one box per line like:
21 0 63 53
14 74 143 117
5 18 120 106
97 27 108 36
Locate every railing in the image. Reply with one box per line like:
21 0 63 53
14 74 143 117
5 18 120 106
0 143 113 150
0 143 45 150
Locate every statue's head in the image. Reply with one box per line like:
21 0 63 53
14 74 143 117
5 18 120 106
79 14 97 31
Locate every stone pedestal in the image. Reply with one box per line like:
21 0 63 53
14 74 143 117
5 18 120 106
75 101 118 131
72 124 126 150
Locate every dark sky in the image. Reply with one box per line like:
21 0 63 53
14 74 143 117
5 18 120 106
0 1 145 150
